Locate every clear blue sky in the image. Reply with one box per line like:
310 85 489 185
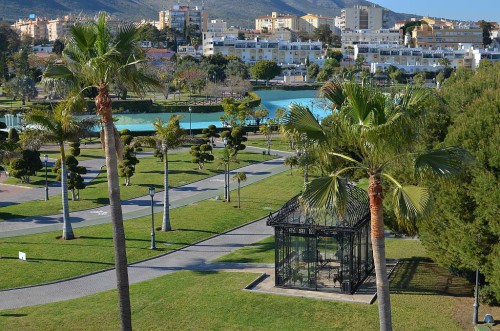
371 0 499 22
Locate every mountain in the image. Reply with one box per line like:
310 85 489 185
0 0 412 28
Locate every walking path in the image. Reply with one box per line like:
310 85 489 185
0 217 274 310
0 146 292 238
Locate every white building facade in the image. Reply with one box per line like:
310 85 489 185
203 37 322 64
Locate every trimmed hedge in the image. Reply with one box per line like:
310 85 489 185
86 99 153 112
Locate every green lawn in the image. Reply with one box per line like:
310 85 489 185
246 135 295 152
0 150 274 220
0 170 303 289
0 239 474 330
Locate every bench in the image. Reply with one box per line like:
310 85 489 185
474 325 492 331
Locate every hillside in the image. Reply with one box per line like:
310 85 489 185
0 0 412 28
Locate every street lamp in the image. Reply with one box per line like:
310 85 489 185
149 186 156 250
189 106 192 136
223 137 228 201
44 154 49 201
473 267 480 324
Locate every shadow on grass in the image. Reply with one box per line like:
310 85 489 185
390 257 473 297
1 256 114 266
0 313 28 317
175 228 219 235
218 240 274 263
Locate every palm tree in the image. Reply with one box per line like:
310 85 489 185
286 80 469 331
44 12 159 330
153 115 185 231
284 155 298 176
232 171 247 208
24 96 95 240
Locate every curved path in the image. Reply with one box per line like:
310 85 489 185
0 217 273 310
0 145 292 310
0 146 292 238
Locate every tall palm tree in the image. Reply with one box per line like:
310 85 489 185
153 115 185 231
24 96 95 240
44 12 159 331
284 155 298 176
286 80 469 331
232 171 247 208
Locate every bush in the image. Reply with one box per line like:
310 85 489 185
480 285 500 306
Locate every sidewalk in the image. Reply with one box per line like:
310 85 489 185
0 146 292 238
0 217 274 310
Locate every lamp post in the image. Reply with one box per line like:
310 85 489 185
149 186 156 249
44 154 49 201
223 137 228 201
189 106 192 136
473 267 480 324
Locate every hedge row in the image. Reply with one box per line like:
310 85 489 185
29 92 261 115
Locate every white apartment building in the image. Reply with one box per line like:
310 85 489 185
342 29 400 50
355 43 500 73
203 36 322 64
255 12 299 31
12 17 49 42
340 5 384 31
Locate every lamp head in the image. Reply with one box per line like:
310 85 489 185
149 186 155 197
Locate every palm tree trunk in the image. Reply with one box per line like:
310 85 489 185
162 147 172 231
226 164 230 203
369 173 392 331
238 181 241 208
97 84 132 331
60 144 74 240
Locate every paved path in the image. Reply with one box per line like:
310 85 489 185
0 217 274 310
0 146 292 238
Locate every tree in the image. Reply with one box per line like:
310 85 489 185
9 149 43 183
259 123 273 155
8 128 19 142
232 172 247 208
5 75 38 105
479 20 493 47
413 72 426 85
54 155 87 200
119 146 139 186
53 39 65 55
43 13 159 329
226 60 249 79
285 80 469 331
202 124 219 147
190 143 213 169
220 127 247 156
326 49 343 62
307 63 320 79
153 115 185 231
284 155 298 175
313 24 334 44
419 63 500 303
251 60 281 86
25 96 95 239
69 140 81 157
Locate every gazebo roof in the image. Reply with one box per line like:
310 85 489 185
267 183 370 233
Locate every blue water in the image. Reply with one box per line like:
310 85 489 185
80 89 332 132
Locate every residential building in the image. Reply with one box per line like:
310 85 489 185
411 23 483 49
177 45 201 58
255 12 299 31
202 36 322 65
355 43 500 73
159 5 207 33
47 16 74 41
340 5 384 31
145 48 176 64
11 17 49 42
342 29 400 50
298 14 340 35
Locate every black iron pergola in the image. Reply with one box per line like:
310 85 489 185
267 185 373 294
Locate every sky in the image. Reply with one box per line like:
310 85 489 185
370 0 499 22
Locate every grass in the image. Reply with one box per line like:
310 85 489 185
0 150 274 220
0 238 486 330
245 135 295 152
0 170 303 289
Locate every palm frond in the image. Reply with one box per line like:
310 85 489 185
301 173 348 215
414 146 473 177
321 80 345 109
43 65 75 80
285 103 326 141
